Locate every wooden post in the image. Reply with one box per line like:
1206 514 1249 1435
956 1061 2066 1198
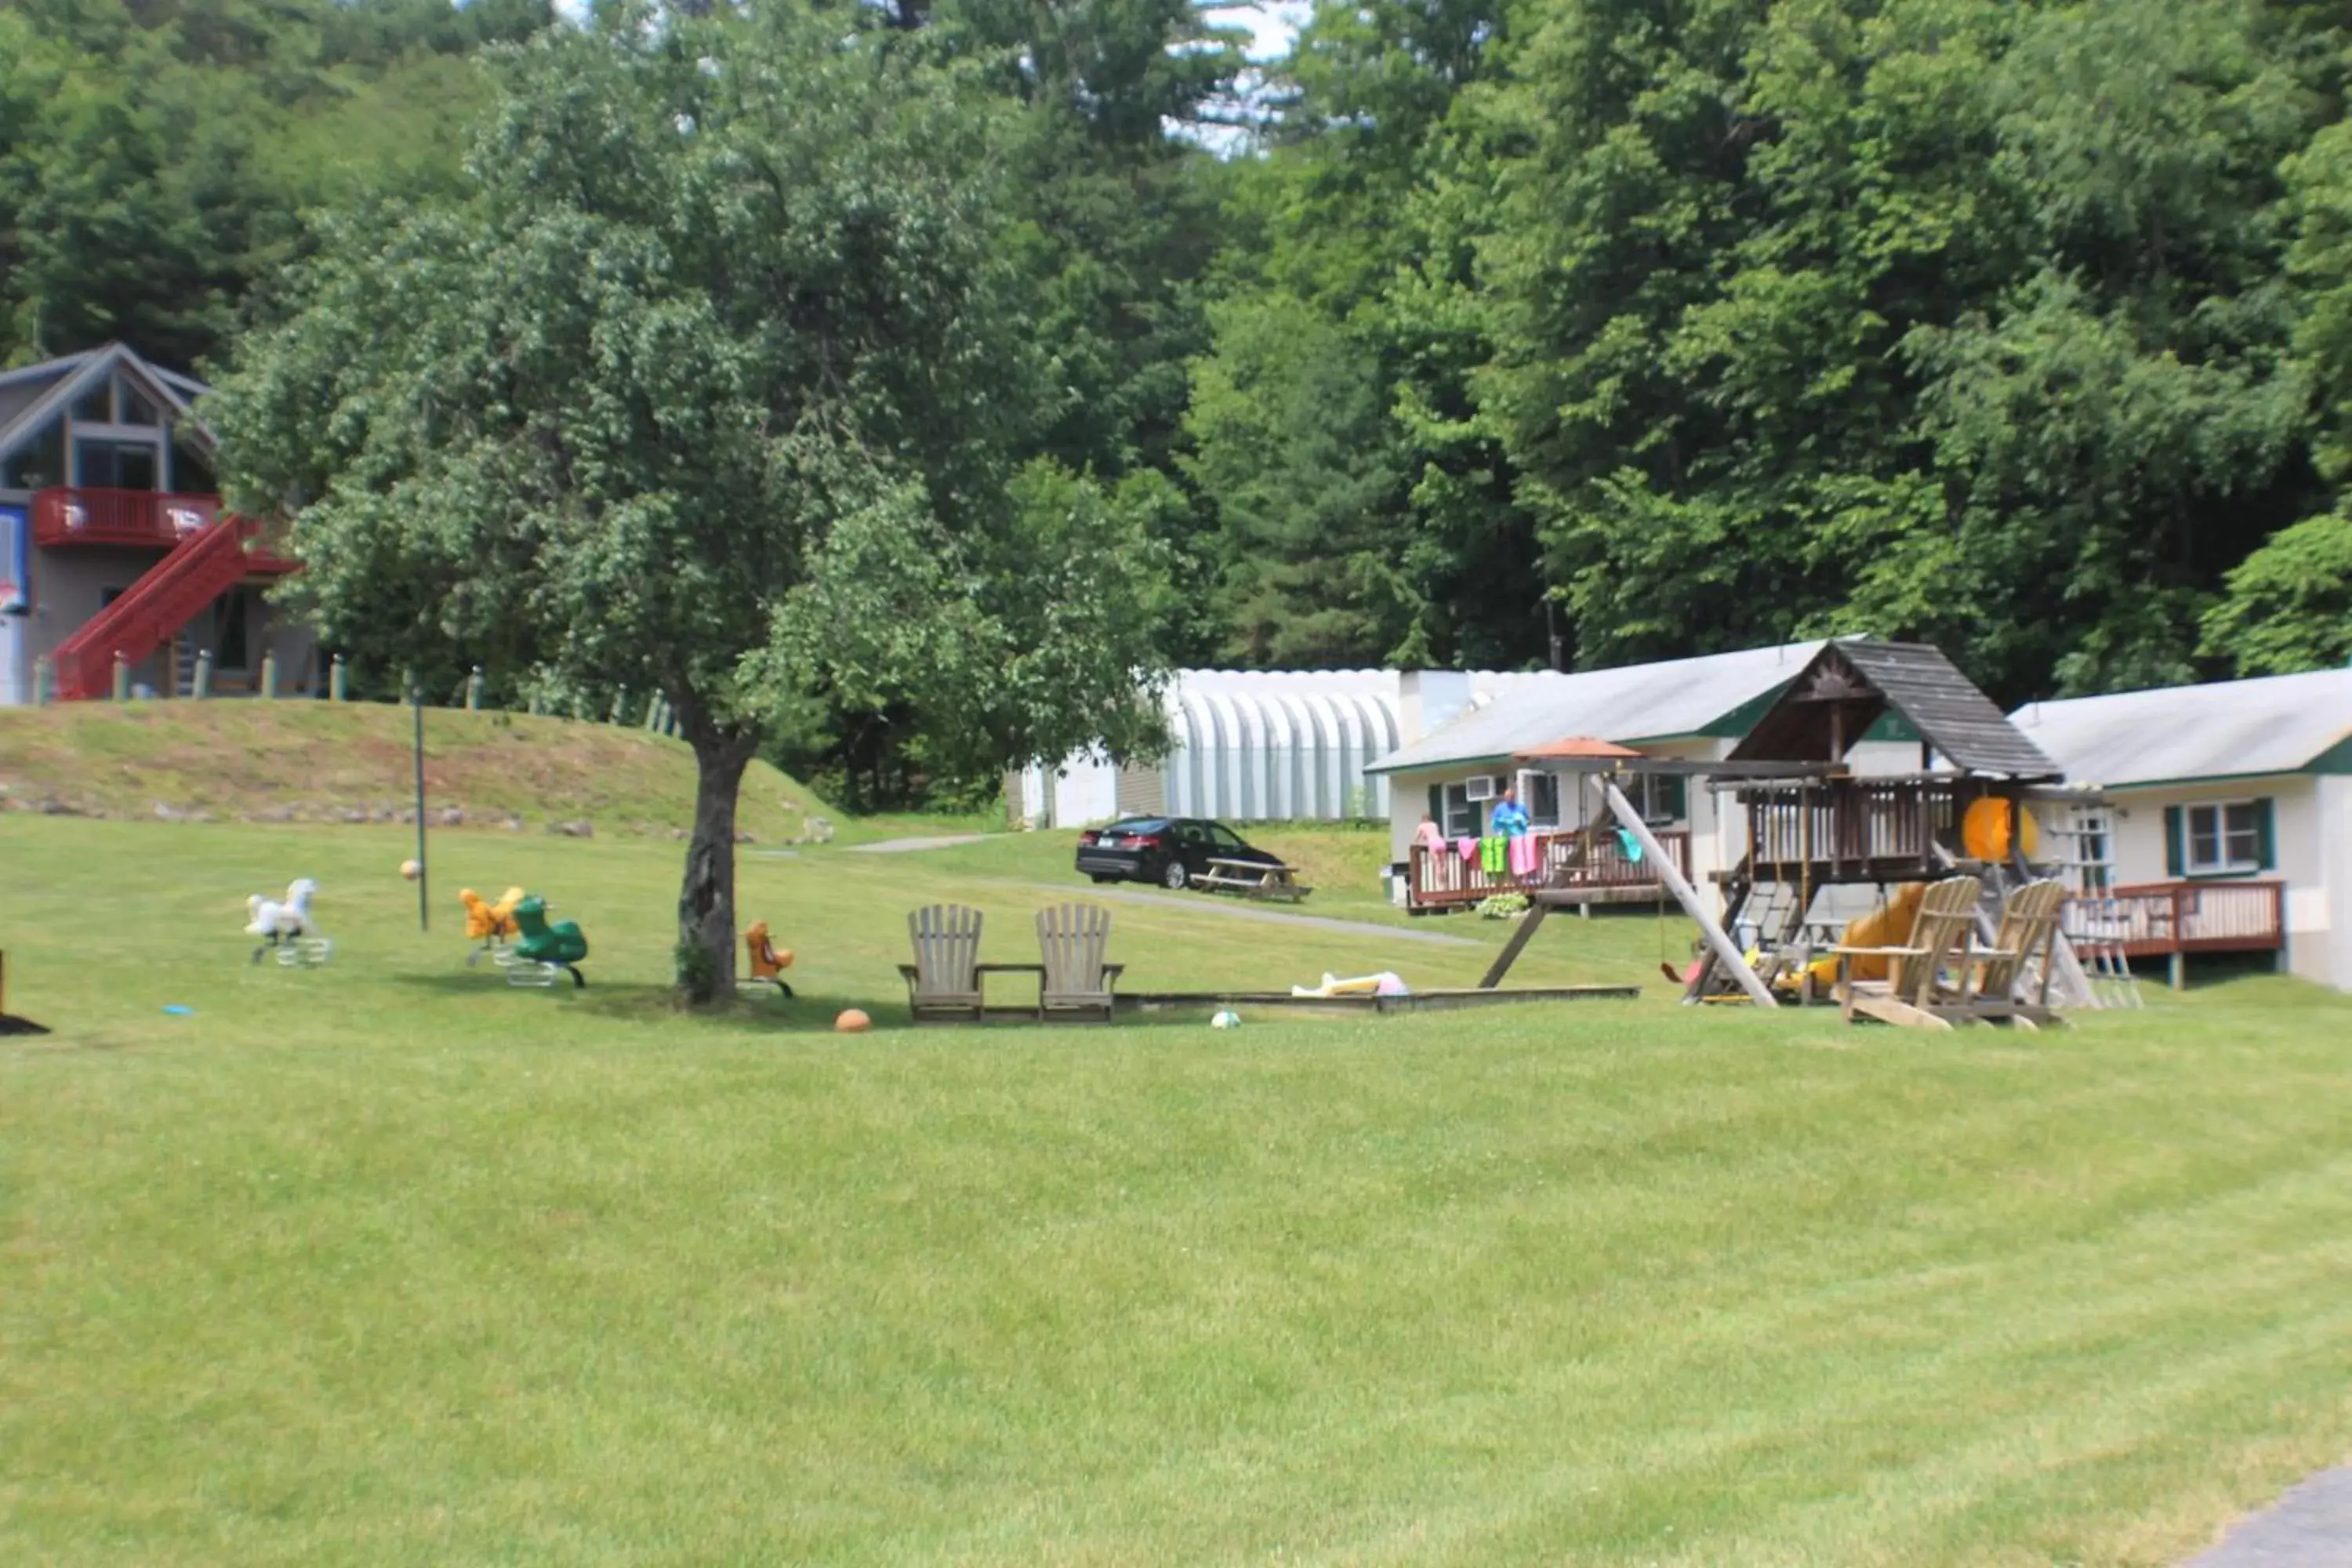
466 666 485 711
33 656 52 706
259 648 277 699
329 654 347 702
111 652 129 702
2169 950 2186 992
1479 902 1550 989
412 680 429 933
609 687 628 725
193 648 213 699
1595 776 1777 1008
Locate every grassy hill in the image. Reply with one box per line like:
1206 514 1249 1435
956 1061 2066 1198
0 701 844 842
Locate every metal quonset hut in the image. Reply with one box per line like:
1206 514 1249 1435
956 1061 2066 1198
1010 670 1412 829
1163 670 1405 822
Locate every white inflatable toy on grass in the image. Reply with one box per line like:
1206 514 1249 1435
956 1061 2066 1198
246 878 334 967
1289 971 1409 999
1210 1010 1242 1029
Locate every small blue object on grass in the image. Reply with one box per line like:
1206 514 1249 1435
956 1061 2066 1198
162 1004 193 1016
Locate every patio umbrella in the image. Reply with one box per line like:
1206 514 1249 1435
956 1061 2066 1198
1512 735 1642 764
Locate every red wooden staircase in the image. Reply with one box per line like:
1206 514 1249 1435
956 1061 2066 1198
51 518 293 699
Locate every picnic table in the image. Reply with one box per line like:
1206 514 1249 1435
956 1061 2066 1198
1192 857 1313 902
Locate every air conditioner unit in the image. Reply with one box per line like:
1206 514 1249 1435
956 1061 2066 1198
1464 775 1499 802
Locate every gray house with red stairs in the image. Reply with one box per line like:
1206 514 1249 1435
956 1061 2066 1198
0 343 310 705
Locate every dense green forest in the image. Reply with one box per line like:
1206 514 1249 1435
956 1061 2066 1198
6 0 2350 804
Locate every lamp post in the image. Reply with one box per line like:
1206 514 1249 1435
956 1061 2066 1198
412 677 429 933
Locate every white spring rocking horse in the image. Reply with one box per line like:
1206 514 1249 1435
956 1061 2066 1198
247 878 334 967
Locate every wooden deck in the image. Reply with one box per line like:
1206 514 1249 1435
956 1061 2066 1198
1407 829 1691 911
2066 881 2285 963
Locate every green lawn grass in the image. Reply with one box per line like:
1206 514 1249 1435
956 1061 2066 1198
5 815 2350 1566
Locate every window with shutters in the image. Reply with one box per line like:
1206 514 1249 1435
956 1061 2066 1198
2184 800 2267 875
1428 782 1479 839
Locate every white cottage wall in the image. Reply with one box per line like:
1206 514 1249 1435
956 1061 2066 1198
2323 775 2352 991
2093 777 2325 985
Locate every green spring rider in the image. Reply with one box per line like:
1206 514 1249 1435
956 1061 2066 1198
509 895 590 989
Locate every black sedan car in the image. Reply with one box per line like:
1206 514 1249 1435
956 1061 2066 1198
1075 816 1281 891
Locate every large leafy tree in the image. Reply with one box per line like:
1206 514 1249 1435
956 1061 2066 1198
1472 0 2323 699
1182 0 1537 670
208 4 1172 995
2198 508 2352 673
0 0 553 368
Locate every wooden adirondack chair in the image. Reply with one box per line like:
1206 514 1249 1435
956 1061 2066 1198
1832 876 1983 1030
898 905 985 1022
1968 879 2070 1029
1035 903 1123 1022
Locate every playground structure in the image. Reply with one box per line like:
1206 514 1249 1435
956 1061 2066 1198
506 895 589 989
1684 643 2104 1014
1471 641 2146 1019
245 877 332 967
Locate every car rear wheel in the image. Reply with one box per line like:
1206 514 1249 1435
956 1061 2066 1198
1161 858 1189 891
1090 874 1115 885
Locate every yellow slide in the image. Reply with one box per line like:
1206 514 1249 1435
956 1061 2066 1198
1797 882 1927 991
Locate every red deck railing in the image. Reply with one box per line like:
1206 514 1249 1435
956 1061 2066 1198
32 487 221 548
49 515 298 700
1409 827 1691 908
2063 881 2285 958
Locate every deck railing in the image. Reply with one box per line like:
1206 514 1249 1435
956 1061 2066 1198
33 487 221 548
2064 881 2285 958
1739 776 1973 873
1409 827 1690 908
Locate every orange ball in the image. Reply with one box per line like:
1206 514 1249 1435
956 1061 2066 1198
833 1008 871 1033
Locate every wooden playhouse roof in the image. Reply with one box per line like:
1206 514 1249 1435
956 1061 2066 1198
1728 641 2061 779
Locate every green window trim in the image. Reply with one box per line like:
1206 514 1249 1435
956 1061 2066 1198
2169 797 2275 880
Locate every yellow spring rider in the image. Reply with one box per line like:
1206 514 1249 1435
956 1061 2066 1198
461 886 528 967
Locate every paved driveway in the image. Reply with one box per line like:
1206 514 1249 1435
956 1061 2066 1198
2187 1468 2352 1566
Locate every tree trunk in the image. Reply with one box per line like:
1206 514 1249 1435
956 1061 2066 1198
677 725 758 1004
